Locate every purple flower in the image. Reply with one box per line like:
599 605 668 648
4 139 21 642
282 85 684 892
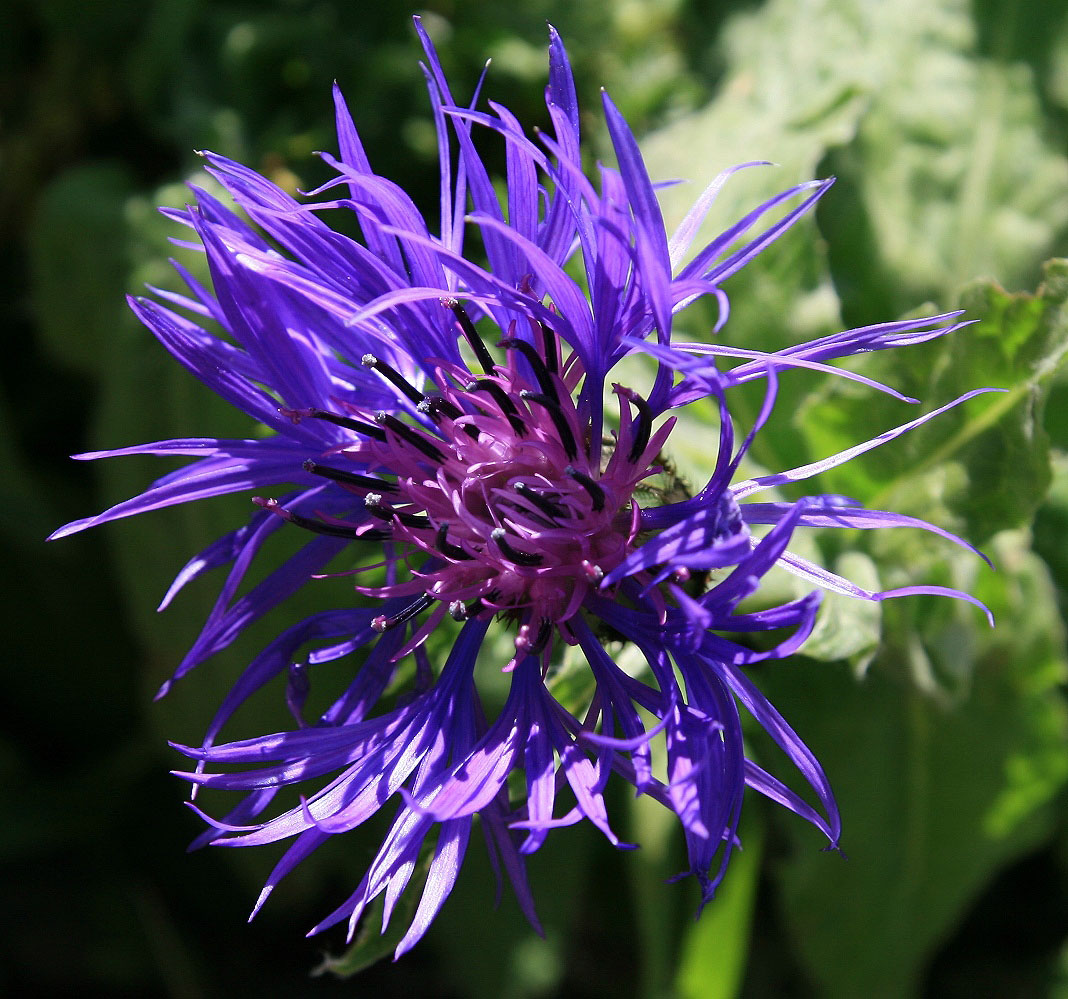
52 19 994 957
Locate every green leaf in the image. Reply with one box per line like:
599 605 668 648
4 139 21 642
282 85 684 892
312 845 434 978
640 0 1068 477
797 552 883 675
643 0 1068 316
760 530 1068 999
1050 10 1068 116
675 809 764 999
1033 451 1068 612
640 0 860 410
30 163 134 375
1050 935 1068 999
820 48 1068 320
800 259 1068 547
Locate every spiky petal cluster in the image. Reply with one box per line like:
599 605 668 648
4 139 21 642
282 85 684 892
53 18 994 957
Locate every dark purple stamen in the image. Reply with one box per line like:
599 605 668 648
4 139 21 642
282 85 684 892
419 396 480 440
283 407 387 441
514 481 566 519
447 300 495 374
498 498 556 531
565 466 606 511
418 394 462 421
396 510 433 530
627 393 653 463
374 412 445 462
372 593 435 633
448 596 486 621
539 322 559 375
520 390 579 460
499 337 557 400
253 497 391 541
302 460 399 493
466 379 526 434
364 495 432 530
529 618 553 655
362 354 425 406
491 528 543 566
514 617 552 658
435 523 471 560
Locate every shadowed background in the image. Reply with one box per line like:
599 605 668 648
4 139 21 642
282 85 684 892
4 1 1068 996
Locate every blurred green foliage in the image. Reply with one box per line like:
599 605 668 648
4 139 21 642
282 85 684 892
4 0 1068 996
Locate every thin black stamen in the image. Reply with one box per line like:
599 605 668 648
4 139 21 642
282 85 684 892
253 497 391 540
627 393 653 463
302 460 399 493
435 523 471 560
447 300 495 374
520 390 579 460
497 498 556 531
529 618 553 656
374 412 445 462
499 337 557 400
539 322 559 375
419 396 480 440
362 354 425 407
418 394 462 421
565 466 606 512
514 481 566 519
283 407 386 441
373 593 435 632
466 379 526 434
364 495 431 530
449 596 486 621
363 495 391 521
395 510 432 529
514 617 553 658
491 528 543 566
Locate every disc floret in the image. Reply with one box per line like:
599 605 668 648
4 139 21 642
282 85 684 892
272 303 675 657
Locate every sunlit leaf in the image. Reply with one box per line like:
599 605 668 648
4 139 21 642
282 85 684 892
800 260 1068 545
762 530 1068 998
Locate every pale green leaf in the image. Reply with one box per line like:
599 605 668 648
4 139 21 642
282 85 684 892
798 552 883 675
762 530 1068 998
800 259 1068 546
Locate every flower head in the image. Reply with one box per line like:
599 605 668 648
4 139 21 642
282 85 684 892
53 18 994 957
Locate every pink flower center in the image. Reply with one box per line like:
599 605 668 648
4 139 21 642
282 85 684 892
269 307 674 656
